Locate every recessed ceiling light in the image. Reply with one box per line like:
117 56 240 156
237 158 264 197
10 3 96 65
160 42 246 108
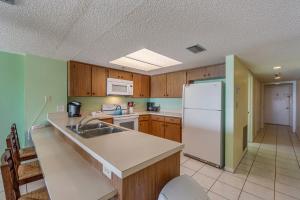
110 48 182 71
273 66 282 70
274 76 281 80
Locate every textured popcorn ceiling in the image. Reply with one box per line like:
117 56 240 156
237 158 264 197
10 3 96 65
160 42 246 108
0 0 300 82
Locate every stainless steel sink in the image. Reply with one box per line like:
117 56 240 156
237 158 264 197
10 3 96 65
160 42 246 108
66 123 126 138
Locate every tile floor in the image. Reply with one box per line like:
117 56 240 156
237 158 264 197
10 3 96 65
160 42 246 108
180 125 300 200
0 125 299 200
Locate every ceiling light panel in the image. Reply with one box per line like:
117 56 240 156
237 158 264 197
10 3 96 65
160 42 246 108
110 57 160 71
126 48 182 67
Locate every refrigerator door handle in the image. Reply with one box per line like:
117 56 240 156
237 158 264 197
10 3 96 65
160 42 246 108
182 84 187 125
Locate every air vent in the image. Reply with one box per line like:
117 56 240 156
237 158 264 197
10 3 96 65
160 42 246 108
186 44 206 54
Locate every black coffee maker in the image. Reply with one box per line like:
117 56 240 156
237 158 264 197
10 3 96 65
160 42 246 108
67 101 81 117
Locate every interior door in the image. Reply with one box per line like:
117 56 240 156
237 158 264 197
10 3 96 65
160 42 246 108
264 84 291 126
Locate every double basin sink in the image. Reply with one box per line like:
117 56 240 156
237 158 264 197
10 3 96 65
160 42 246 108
66 122 126 138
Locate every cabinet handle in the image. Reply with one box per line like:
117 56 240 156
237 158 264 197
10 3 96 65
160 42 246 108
204 74 207 77
92 92 95 95
208 73 210 76
87 92 90 95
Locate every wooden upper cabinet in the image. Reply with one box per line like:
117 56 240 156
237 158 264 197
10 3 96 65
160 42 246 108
92 66 107 96
68 61 92 96
187 64 225 82
151 74 167 97
108 69 133 81
166 71 186 97
133 74 150 98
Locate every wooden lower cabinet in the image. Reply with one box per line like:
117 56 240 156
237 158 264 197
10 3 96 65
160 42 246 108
138 115 150 134
148 115 181 142
101 118 113 124
165 123 181 142
150 120 165 138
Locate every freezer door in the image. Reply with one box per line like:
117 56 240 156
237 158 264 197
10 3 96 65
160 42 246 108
183 82 222 110
182 109 223 166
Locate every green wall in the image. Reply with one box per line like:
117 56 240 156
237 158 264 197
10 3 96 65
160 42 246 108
0 51 25 153
24 55 67 135
0 51 67 151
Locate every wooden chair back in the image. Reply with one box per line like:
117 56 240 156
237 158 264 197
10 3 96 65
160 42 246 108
11 123 21 150
1 149 20 200
6 134 21 172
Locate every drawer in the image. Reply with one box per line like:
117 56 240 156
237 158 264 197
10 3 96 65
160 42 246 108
150 115 165 122
139 115 150 121
101 118 113 124
165 117 181 124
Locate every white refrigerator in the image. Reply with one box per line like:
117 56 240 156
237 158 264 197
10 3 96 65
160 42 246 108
182 82 224 168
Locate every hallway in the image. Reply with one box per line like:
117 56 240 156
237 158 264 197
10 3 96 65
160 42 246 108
181 125 300 200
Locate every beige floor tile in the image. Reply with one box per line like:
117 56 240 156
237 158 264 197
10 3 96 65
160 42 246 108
218 172 245 189
247 174 274 189
232 168 249 180
249 167 275 180
198 165 223 179
276 167 300 179
192 172 215 190
211 181 241 200
275 182 300 199
239 192 263 200
207 191 228 200
276 174 300 189
180 155 190 164
243 181 274 200
275 192 299 200
180 166 196 176
182 158 205 171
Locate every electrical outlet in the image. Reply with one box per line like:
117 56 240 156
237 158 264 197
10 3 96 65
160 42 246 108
57 105 65 112
102 164 112 179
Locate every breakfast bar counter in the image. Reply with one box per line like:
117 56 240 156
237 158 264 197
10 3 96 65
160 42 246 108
33 112 184 200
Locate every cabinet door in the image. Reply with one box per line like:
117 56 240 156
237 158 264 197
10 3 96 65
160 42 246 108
165 123 181 142
108 69 132 80
206 64 225 79
139 120 149 134
151 74 167 97
68 61 91 96
186 67 207 82
92 67 107 96
141 75 150 98
133 74 142 97
166 71 186 97
101 118 113 124
150 120 165 138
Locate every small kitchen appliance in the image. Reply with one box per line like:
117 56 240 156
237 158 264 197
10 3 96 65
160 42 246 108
67 101 81 117
107 78 133 96
147 102 160 112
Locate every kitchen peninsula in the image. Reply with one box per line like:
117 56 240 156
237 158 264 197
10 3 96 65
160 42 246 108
31 112 184 200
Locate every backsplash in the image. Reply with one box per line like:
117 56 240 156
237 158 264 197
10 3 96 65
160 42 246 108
68 97 182 113
149 98 182 112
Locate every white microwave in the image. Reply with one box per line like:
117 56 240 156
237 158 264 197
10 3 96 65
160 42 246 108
107 78 133 96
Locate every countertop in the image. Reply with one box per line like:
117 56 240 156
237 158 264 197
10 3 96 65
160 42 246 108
136 111 182 118
47 112 184 178
31 126 117 200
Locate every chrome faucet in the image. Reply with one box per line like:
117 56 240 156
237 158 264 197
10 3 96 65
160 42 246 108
76 116 103 132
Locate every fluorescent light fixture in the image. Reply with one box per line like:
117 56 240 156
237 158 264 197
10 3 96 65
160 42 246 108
273 66 282 70
110 48 182 71
274 76 281 80
110 57 160 71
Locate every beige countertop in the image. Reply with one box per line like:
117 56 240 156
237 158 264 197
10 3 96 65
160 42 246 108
136 111 182 118
31 126 117 200
47 112 184 178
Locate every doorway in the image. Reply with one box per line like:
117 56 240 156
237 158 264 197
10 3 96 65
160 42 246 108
264 84 292 126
